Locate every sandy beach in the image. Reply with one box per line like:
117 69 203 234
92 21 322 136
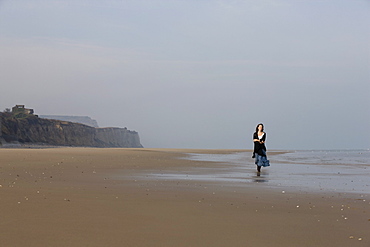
0 148 368 247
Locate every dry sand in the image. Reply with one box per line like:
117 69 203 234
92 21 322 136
0 148 368 247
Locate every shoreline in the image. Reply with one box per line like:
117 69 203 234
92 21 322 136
0 148 368 246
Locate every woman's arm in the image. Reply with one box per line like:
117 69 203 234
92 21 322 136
253 132 260 142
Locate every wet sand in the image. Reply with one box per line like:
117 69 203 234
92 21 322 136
0 148 368 247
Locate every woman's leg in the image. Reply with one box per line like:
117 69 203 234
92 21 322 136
255 155 261 172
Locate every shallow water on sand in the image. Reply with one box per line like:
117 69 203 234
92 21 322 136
149 150 370 194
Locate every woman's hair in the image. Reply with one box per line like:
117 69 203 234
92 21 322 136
255 123 264 132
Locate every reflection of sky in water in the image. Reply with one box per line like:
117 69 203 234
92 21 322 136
149 150 370 194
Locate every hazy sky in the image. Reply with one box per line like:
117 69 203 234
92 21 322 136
1 0 369 150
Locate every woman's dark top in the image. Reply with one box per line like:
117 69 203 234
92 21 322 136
253 132 266 156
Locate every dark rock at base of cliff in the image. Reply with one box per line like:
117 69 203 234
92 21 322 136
0 113 143 148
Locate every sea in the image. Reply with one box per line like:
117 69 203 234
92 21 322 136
151 149 370 195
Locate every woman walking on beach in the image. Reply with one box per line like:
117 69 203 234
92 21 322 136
252 123 270 173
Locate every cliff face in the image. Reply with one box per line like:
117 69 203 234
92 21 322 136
0 113 143 148
40 115 99 128
95 128 142 148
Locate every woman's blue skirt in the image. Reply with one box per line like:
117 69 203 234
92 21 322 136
255 150 270 167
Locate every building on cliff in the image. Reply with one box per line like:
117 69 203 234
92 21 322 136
12 105 34 115
12 105 35 118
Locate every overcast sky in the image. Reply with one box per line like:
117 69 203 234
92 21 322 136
1 0 369 150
